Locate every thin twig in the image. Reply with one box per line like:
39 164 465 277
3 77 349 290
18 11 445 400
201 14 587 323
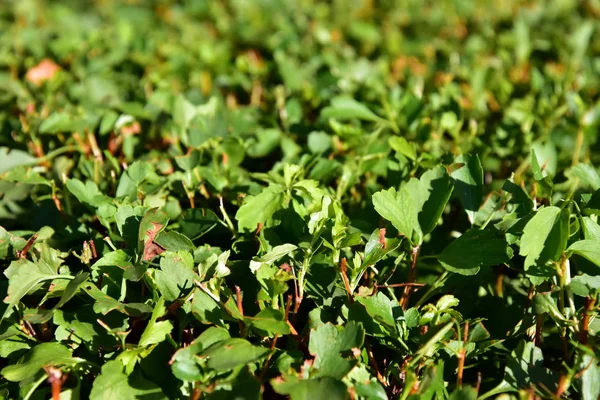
89 240 98 259
535 314 543 346
235 286 245 335
457 321 469 388
284 294 293 321
283 294 298 335
495 265 505 297
378 228 387 249
580 296 596 344
475 372 482 394
261 296 295 382
400 246 420 310
291 267 300 325
17 233 38 259
365 341 386 386
376 283 426 289
43 366 67 400
340 258 354 304
190 384 202 400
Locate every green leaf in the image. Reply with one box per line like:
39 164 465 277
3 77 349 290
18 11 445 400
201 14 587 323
249 243 297 272
92 250 137 280
501 340 558 393
154 231 195 253
2 166 51 186
1 342 73 382
418 166 454 236
155 253 197 301
39 111 79 134
191 288 223 325
308 321 364 379
449 386 478 400
201 338 269 372
502 179 533 217
170 327 231 382
173 94 197 130
451 154 484 224
531 142 557 177
581 217 600 240
372 185 418 241
247 128 282 158
571 163 600 190
568 240 600 267
374 167 453 246
520 206 569 281
307 131 332 154
389 136 417 160
174 150 200 171
571 274 600 297
235 185 285 231
272 376 350 400
245 308 290 336
139 297 173 347
320 97 382 122
439 229 511 275
179 208 221 239
579 354 600 400
89 360 166 400
26 272 90 324
66 179 109 207
0 147 36 174
2 257 69 321
84 284 152 316
356 292 397 331
363 229 402 267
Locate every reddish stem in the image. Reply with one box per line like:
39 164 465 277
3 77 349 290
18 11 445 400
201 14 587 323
17 233 38 259
457 321 469 387
400 246 420 310
340 258 354 304
235 286 245 335
580 296 596 345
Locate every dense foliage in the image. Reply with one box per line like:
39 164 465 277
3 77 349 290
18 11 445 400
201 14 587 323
1 0 600 399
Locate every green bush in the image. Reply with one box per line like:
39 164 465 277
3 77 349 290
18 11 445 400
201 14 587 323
1 0 600 399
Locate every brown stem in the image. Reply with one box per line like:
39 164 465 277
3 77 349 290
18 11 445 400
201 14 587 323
378 228 387 249
495 265 505 297
457 321 469 388
400 246 420 310
189 195 196 209
52 191 63 213
17 233 38 259
260 296 295 382
340 258 354 304
535 314 543 346
72 132 90 155
526 284 535 310
284 294 293 321
190 384 202 400
89 240 98 259
377 283 426 289
235 286 245 335
365 340 387 386
580 296 596 345
475 372 482 394
560 333 569 360
556 373 569 399
43 366 66 400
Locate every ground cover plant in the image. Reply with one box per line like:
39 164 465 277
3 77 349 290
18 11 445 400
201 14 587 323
1 0 600 398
